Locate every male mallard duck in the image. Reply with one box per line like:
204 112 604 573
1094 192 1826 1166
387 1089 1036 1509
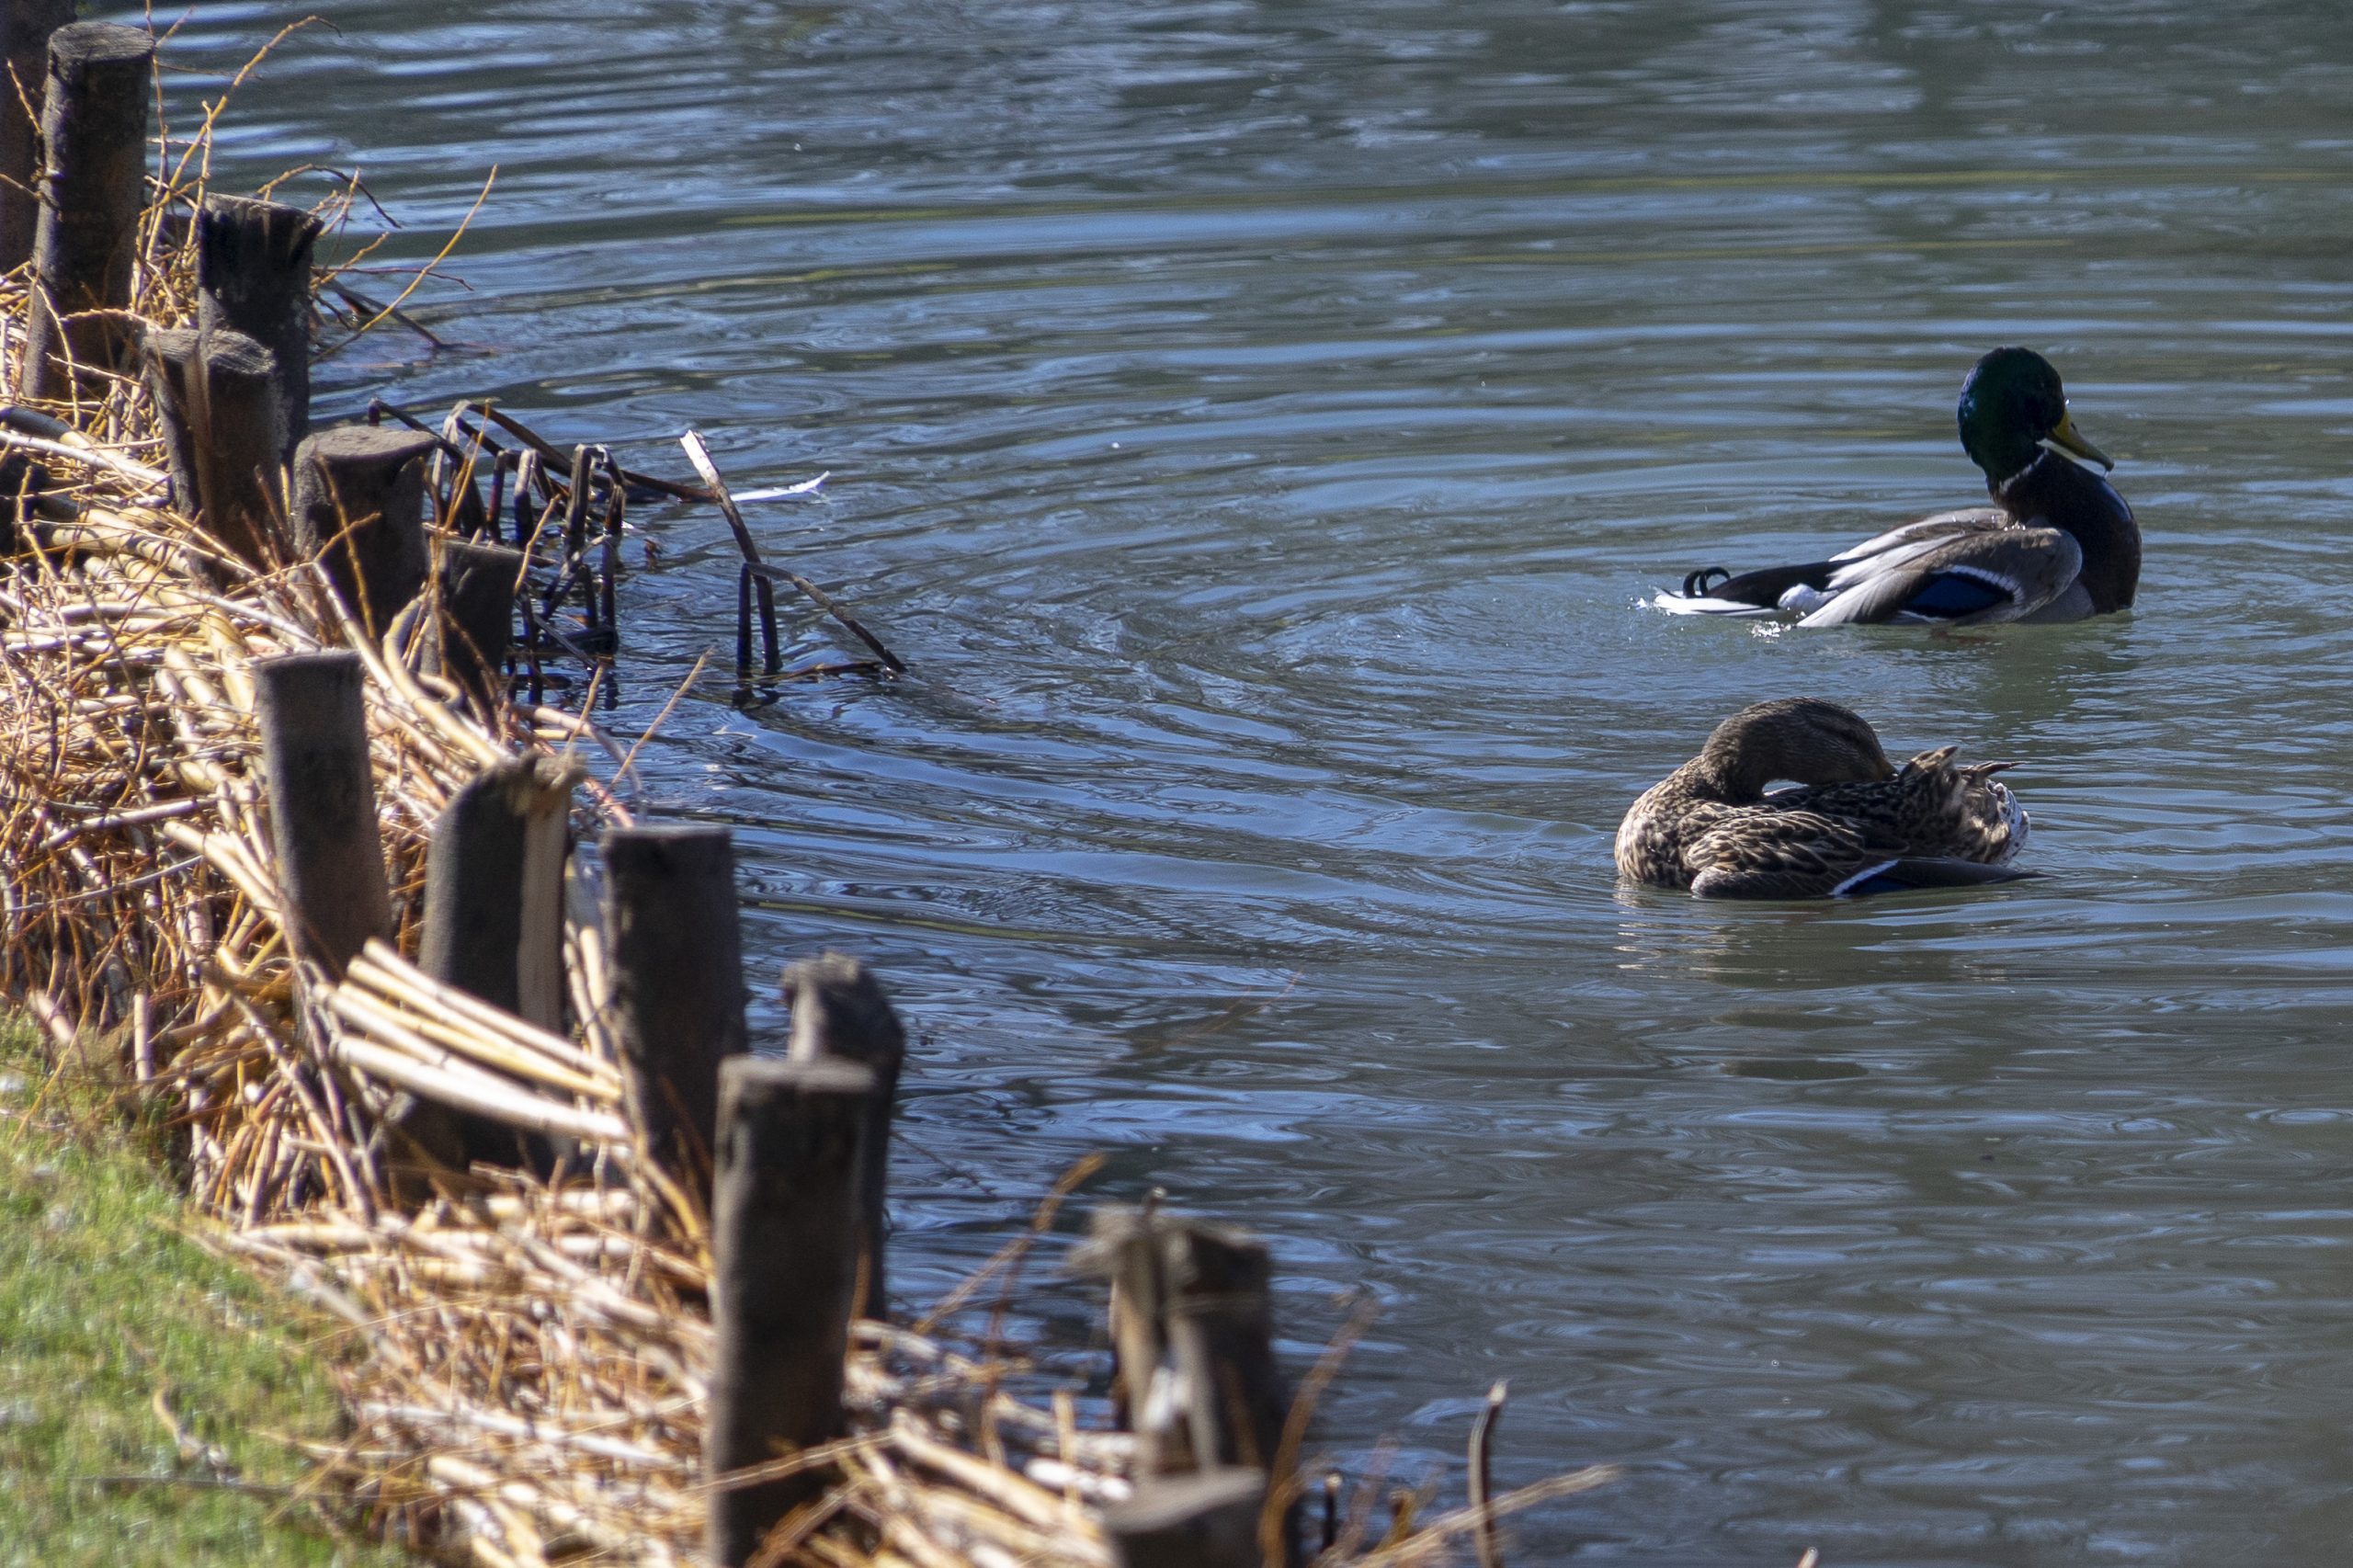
1654 347 2136 625
1616 698 2033 898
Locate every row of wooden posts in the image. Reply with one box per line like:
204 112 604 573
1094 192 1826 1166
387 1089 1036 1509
9 15 870 696
4 15 519 708
256 650 1298 1567
11 13 1307 1563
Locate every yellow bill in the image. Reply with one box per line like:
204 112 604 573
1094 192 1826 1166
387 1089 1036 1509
2044 409 2114 471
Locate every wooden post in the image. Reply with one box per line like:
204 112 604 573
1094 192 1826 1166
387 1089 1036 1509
194 194 323 454
1165 1221 1289 1474
1103 1468 1268 1568
418 756 571 1028
411 756 572 1172
143 326 201 517
782 952 905 1318
19 22 152 401
0 0 74 270
601 824 746 1189
290 426 436 634
1081 1205 1295 1562
1080 1204 1181 1468
254 652 391 980
426 536 521 710
705 1054 875 1568
142 324 288 565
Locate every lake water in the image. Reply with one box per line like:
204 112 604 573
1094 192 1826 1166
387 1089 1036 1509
141 3 2353 1562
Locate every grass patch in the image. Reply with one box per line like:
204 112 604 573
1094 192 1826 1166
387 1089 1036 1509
0 1018 408 1566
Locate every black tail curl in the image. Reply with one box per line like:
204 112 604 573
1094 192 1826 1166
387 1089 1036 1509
1675 558 1842 610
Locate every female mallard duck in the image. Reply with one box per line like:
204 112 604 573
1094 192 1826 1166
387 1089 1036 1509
1616 698 2033 898
1654 347 2136 625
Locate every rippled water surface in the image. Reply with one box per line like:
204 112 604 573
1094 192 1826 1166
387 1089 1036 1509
140 3 2353 1561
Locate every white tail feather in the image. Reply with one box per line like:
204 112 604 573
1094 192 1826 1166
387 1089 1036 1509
1648 591 1779 618
1830 859 1901 897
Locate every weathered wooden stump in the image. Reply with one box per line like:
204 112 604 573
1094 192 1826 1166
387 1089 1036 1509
143 324 288 565
290 426 435 634
426 537 522 710
195 194 323 454
1103 1468 1269 1568
783 952 905 1316
0 0 75 270
1080 1206 1297 1558
705 1054 876 1567
18 21 153 401
601 824 747 1188
418 756 572 1028
1165 1222 1288 1473
412 755 574 1171
1088 1204 1175 1460
254 651 391 980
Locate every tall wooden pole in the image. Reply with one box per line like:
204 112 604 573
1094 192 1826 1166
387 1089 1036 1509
783 952 905 1316
19 21 153 401
705 1055 875 1567
1165 1223 1288 1474
426 537 522 711
601 824 747 1190
253 651 391 981
142 324 287 565
413 755 573 1172
418 756 571 1029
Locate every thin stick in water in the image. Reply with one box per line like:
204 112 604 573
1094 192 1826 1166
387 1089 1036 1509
1470 1379 1506 1568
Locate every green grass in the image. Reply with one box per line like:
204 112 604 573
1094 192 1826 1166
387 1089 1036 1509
0 1019 410 1566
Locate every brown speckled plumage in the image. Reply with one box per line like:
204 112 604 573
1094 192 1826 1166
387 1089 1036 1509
1616 699 2030 899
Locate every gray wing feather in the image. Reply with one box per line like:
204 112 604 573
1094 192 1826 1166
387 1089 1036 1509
1799 526 2081 628
1827 508 2008 562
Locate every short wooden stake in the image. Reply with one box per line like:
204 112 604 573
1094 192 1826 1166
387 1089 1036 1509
18 21 153 400
144 326 206 522
1082 1206 1296 1561
783 952 905 1317
601 824 746 1189
290 425 436 634
1104 1467 1268 1568
1165 1221 1289 1474
0 0 76 270
705 1054 875 1567
195 194 324 454
1083 1205 1179 1468
419 756 571 1028
254 651 391 980
143 324 288 565
426 536 522 710
411 756 573 1171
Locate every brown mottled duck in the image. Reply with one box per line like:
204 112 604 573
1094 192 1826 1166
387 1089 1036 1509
1616 698 2033 898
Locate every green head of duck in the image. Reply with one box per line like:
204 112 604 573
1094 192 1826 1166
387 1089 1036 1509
1957 346 2114 485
